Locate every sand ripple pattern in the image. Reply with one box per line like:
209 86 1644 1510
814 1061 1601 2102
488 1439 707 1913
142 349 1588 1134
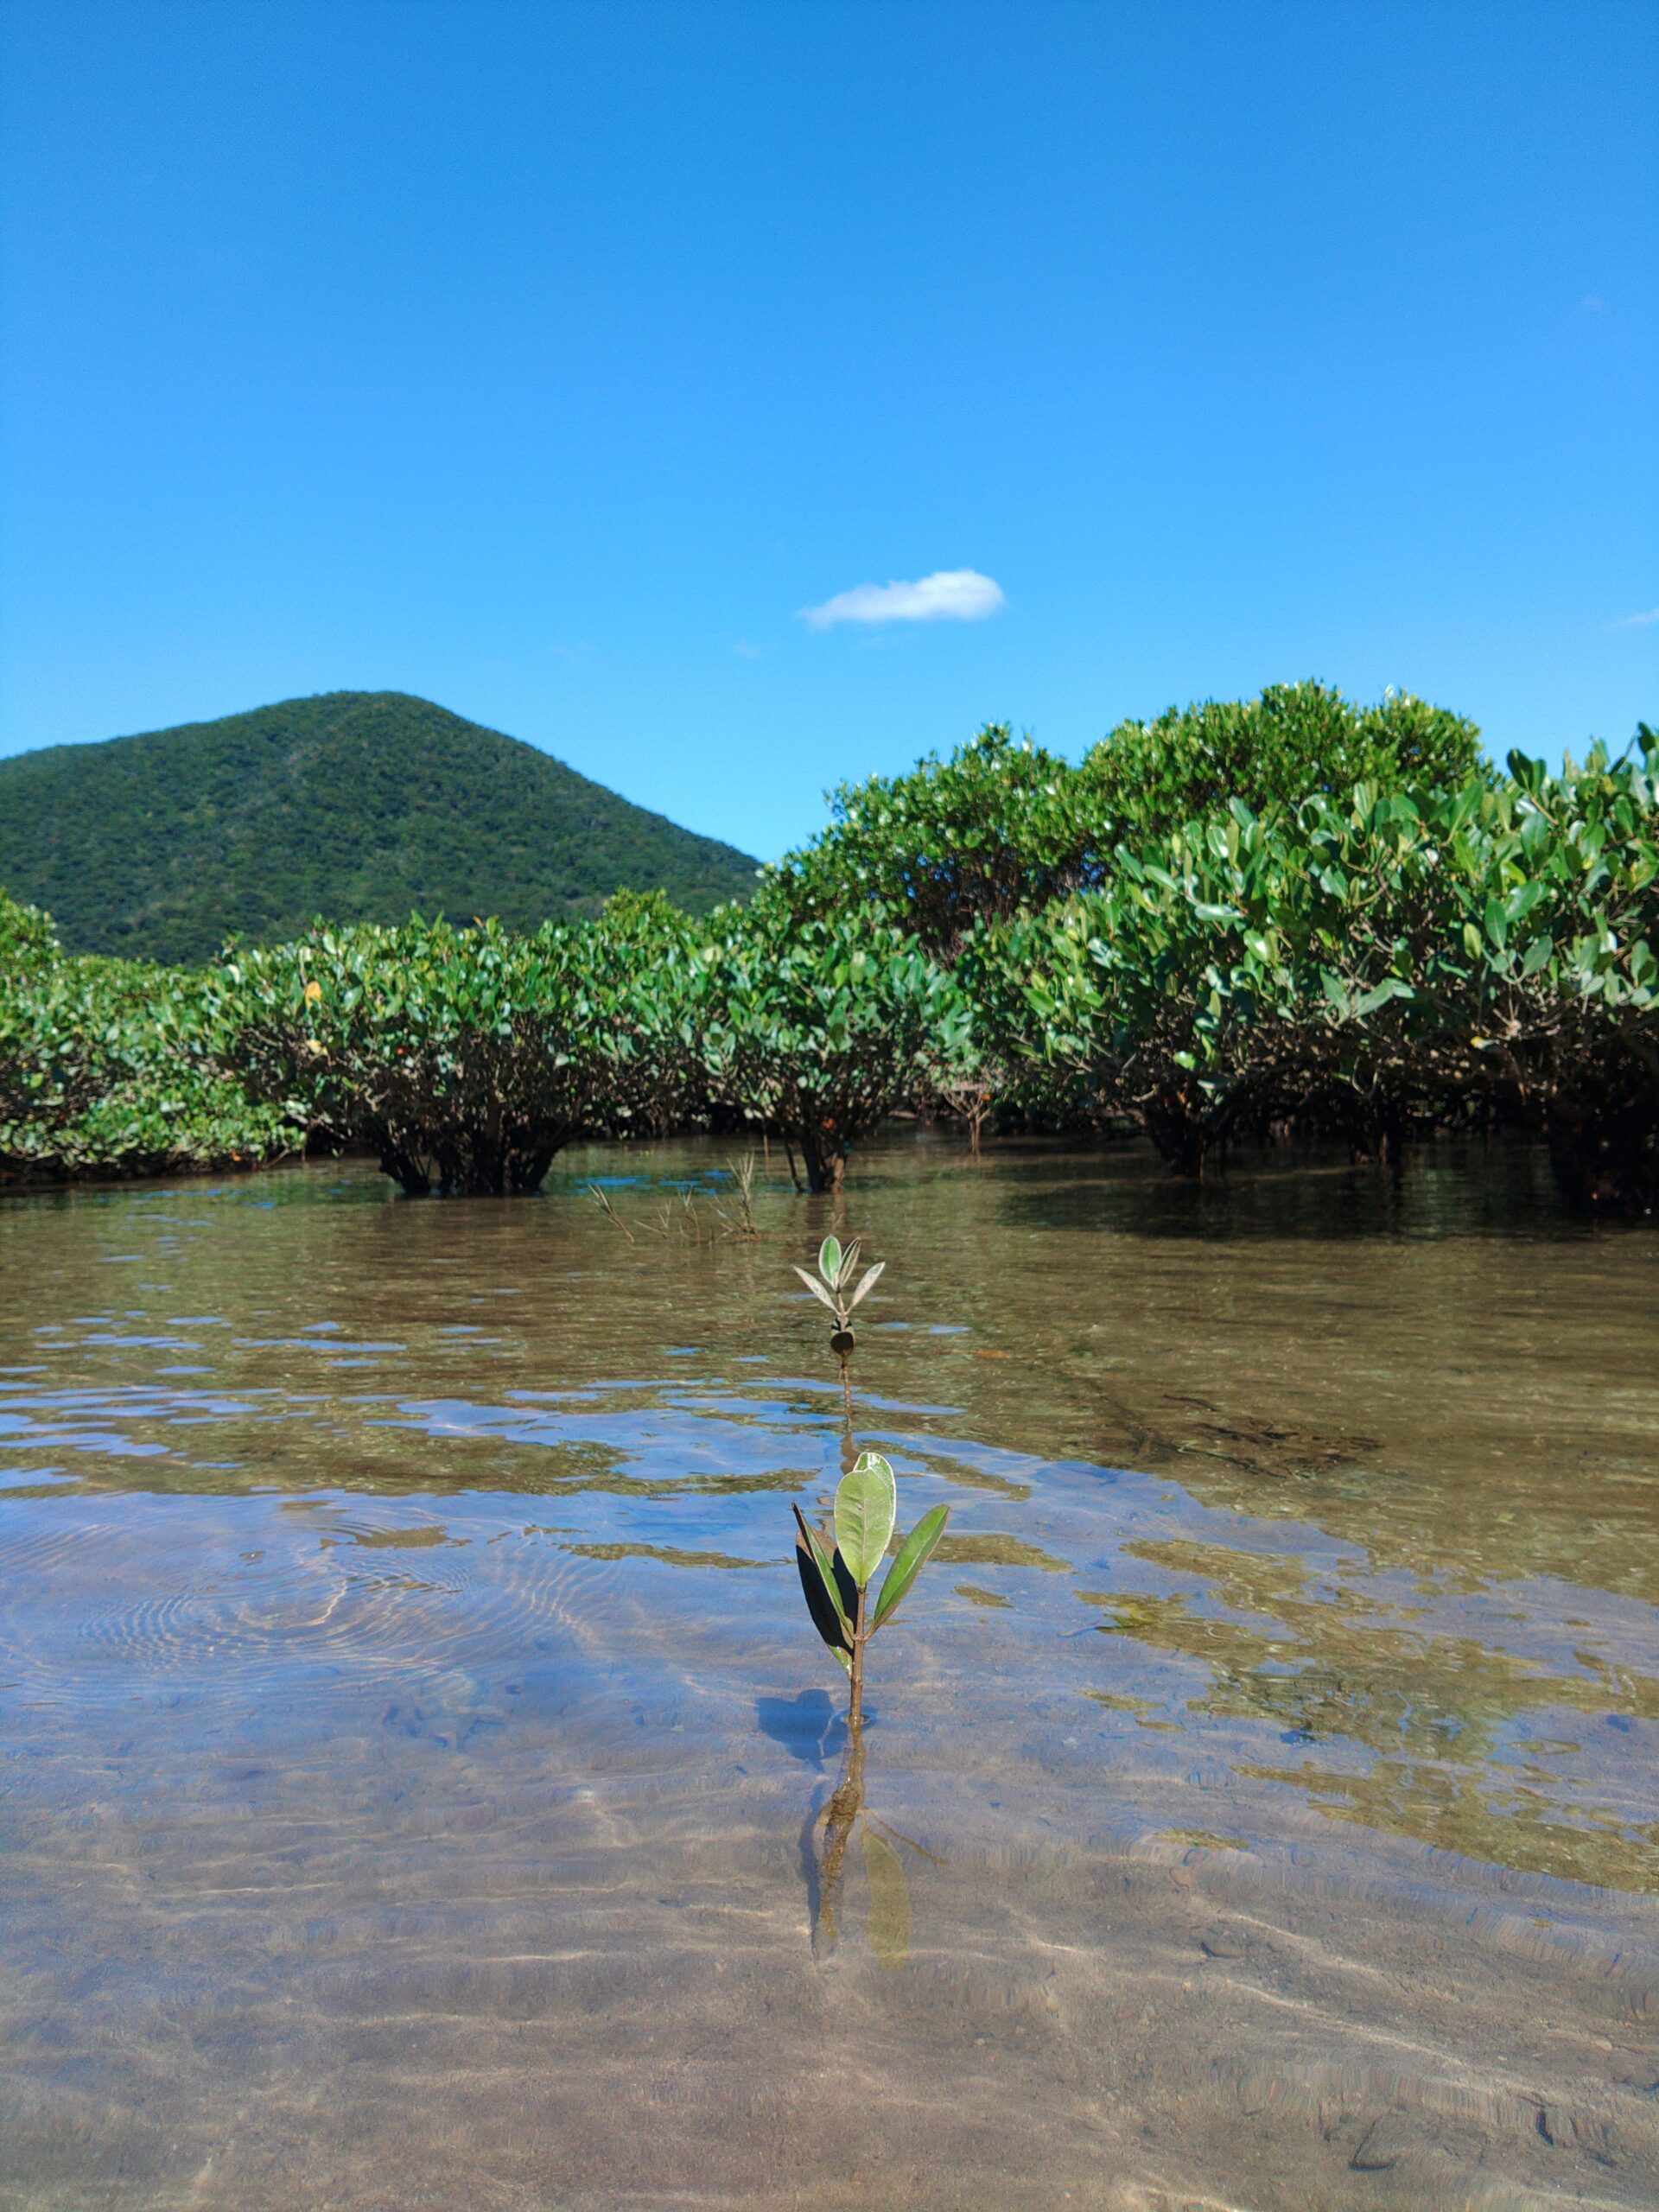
0 1497 658 1711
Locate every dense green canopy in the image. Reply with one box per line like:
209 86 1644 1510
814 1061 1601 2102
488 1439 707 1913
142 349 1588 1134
3 685 1653 1213
760 683 1484 957
962 738 1658 1206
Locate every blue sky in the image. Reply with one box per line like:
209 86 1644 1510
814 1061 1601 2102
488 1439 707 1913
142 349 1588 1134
2 0 1654 861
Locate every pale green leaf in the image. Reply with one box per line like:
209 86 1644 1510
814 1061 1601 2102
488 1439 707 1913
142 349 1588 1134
835 1451 897 1588
791 1265 839 1313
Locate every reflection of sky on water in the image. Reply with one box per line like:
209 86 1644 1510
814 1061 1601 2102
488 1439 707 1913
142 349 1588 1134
4 1346 1656 1897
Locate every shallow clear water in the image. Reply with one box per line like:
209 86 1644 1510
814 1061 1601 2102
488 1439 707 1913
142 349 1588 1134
2 1134 1656 2210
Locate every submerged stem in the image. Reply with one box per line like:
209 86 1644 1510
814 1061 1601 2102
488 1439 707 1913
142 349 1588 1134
815 1707 868 1954
849 1586 867 1735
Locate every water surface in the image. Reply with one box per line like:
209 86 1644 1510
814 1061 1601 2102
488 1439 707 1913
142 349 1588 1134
3 1135 1656 2209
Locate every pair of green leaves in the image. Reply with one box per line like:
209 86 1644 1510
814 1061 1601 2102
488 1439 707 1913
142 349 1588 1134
793 1450 950 1664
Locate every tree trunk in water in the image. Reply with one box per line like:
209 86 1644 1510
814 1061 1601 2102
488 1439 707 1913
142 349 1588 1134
798 1126 848 1194
509 1145 558 1195
376 1128 567 1197
1546 1106 1658 1217
1142 1098 1210 1179
1348 1110 1407 1167
380 1146 432 1197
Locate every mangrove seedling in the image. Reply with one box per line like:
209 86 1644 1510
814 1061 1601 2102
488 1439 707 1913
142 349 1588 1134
792 1449 949 1733
792 1234 883 1357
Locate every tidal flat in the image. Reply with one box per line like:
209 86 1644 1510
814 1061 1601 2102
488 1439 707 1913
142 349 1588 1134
2 1133 1656 2210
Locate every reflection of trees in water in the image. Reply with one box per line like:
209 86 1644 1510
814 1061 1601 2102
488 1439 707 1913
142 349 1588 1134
1080 1537 1659 1891
993 1137 1554 1243
835 1160 1659 1614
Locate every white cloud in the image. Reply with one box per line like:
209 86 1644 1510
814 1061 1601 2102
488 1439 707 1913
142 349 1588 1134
799 568 1007 630
1615 607 1659 627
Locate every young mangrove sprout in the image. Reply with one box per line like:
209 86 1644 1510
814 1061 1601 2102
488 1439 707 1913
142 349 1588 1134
791 1233 882 1350
789 1240 949 1733
792 1452 950 1731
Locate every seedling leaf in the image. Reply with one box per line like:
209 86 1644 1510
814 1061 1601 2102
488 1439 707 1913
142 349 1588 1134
835 1451 896 1588
817 1235 842 1287
872 1503 950 1628
792 1504 852 1633
794 1517 852 1653
791 1266 839 1312
829 1543 859 1620
848 1259 885 1309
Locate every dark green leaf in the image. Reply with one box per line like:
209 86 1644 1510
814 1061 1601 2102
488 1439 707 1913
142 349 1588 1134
792 1512 852 1653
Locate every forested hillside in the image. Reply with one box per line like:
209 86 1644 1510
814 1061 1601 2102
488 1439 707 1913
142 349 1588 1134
0 690 757 961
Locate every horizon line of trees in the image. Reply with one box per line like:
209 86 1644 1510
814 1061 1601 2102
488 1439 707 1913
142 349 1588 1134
3 683 1655 1216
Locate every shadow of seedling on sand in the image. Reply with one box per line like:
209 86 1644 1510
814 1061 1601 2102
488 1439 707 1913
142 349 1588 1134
756 1688 846 1770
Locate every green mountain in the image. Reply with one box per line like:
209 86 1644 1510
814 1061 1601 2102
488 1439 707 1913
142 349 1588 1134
0 690 758 963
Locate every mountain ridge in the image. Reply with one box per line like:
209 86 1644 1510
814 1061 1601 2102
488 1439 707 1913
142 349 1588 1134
0 690 758 963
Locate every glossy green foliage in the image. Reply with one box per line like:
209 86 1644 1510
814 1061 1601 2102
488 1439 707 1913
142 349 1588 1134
761 723 1097 957
0 690 758 963
757 690 1483 963
215 895 707 1195
569 891 711 1139
872 1503 951 1627
698 900 969 1190
1082 682 1486 837
963 736 1659 1209
0 892 58 968
792 1235 886 1328
6 694 1650 1211
794 1457 950 1662
792 1504 853 1656
0 895 291 1185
